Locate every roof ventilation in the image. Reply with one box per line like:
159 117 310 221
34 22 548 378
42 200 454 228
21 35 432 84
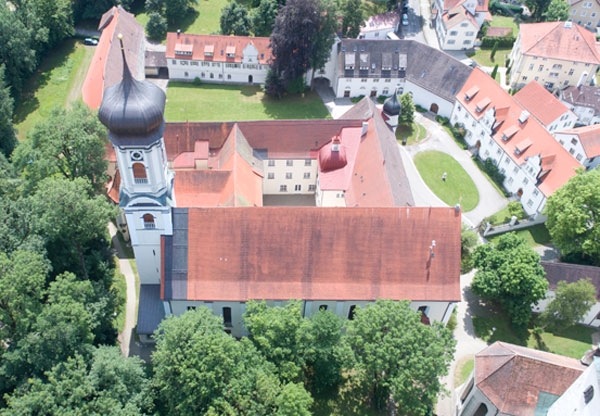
518 110 529 124
331 136 341 152
361 121 369 136
565 21 572 29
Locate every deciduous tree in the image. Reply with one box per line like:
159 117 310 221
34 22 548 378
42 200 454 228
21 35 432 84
543 0 569 21
341 0 365 38
399 92 415 124
545 169 600 264
540 279 596 330
220 1 251 36
251 0 279 37
0 65 16 158
13 103 108 194
472 233 548 326
146 12 168 41
344 299 455 414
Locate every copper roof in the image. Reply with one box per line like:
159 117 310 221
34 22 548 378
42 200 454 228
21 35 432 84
475 342 585 415
162 206 461 302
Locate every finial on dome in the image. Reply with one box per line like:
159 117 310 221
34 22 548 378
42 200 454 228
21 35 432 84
118 33 132 82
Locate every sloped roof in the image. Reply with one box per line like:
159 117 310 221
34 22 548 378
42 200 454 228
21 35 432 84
360 9 400 33
137 284 165 334
513 81 572 126
476 342 585 415
165 33 271 64
542 261 600 301
338 39 472 104
486 26 512 37
558 124 600 157
456 68 580 197
161 206 461 302
82 6 145 110
561 85 600 115
518 22 600 64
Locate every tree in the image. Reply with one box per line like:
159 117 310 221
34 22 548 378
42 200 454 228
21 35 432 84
399 92 415 125
490 64 499 79
13 103 108 194
1 346 153 415
268 0 320 93
145 0 198 24
152 307 312 415
540 279 596 330
0 65 16 158
220 1 251 36
146 12 168 41
545 169 600 264
461 224 479 273
0 2 37 98
341 0 365 38
244 300 309 383
27 177 115 278
250 0 279 37
0 250 50 343
490 41 499 61
472 233 548 326
526 0 552 21
308 0 339 87
543 0 569 21
26 0 74 50
344 299 455 414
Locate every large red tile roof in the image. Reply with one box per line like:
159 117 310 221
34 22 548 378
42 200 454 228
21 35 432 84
82 6 145 110
163 206 461 302
165 33 271 64
518 22 600 64
513 81 571 126
475 342 585 415
457 68 580 197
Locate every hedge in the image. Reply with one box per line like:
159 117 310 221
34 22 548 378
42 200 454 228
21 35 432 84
481 36 516 48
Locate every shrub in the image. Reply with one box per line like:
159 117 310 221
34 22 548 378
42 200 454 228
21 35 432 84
435 115 450 125
415 104 428 113
481 36 516 48
193 77 202 86
350 95 365 103
482 158 506 185
376 95 387 104
508 201 526 220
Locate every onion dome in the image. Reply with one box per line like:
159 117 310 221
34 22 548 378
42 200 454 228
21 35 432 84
99 34 166 145
318 136 347 172
383 90 401 117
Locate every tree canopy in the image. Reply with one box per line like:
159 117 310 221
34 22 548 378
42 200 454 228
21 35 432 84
344 299 455 414
251 0 279 37
540 279 596 330
341 0 365 38
220 1 251 36
542 0 569 22
546 169 600 265
472 233 548 326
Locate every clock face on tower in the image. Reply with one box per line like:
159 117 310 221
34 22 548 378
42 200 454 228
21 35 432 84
131 151 144 161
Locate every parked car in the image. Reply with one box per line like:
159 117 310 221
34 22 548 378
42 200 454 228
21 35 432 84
84 38 98 46
402 14 409 26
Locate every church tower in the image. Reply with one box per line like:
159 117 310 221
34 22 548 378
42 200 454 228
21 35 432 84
99 34 174 285
382 89 401 132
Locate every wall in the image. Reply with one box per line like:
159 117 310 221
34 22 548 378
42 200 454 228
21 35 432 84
510 54 598 91
262 158 318 195
554 131 590 165
168 59 269 84
547 358 600 416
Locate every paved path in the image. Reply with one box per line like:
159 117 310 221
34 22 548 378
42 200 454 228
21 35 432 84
109 222 137 358
404 113 508 226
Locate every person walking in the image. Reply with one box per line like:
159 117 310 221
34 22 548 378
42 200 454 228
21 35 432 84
442 172 447 181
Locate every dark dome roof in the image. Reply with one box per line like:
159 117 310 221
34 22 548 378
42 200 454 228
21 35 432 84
99 39 165 142
319 137 347 172
383 91 401 116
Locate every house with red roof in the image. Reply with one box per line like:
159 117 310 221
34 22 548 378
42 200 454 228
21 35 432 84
508 21 600 91
457 342 589 416
513 81 578 134
82 6 145 109
432 0 491 50
165 32 271 84
452 68 581 216
560 84 600 125
554 124 600 168
359 8 400 39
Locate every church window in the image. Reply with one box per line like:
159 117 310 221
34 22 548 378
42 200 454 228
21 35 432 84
223 307 232 327
130 151 143 161
143 214 155 229
132 163 148 184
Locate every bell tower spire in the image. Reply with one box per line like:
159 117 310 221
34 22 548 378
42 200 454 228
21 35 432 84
99 33 174 285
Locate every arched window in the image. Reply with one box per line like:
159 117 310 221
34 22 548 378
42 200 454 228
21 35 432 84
143 213 155 229
132 163 148 184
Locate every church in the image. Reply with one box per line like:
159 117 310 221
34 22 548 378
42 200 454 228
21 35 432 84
99 37 462 342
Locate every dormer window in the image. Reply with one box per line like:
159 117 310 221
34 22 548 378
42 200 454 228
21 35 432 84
502 125 520 141
175 43 193 56
226 45 236 58
204 45 214 57
464 86 479 101
475 97 491 113
345 52 355 70
514 138 532 155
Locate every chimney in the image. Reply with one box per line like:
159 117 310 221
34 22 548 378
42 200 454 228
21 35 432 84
564 21 572 29
331 136 341 152
361 121 369 136
177 29 181 38
518 110 529 124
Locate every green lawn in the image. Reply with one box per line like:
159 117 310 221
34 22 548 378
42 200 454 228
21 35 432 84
454 356 474 387
413 150 480 212
472 311 595 359
396 122 426 145
165 82 331 121
112 265 127 332
489 15 519 35
13 38 95 140
468 47 513 67
136 0 228 36
487 224 551 247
